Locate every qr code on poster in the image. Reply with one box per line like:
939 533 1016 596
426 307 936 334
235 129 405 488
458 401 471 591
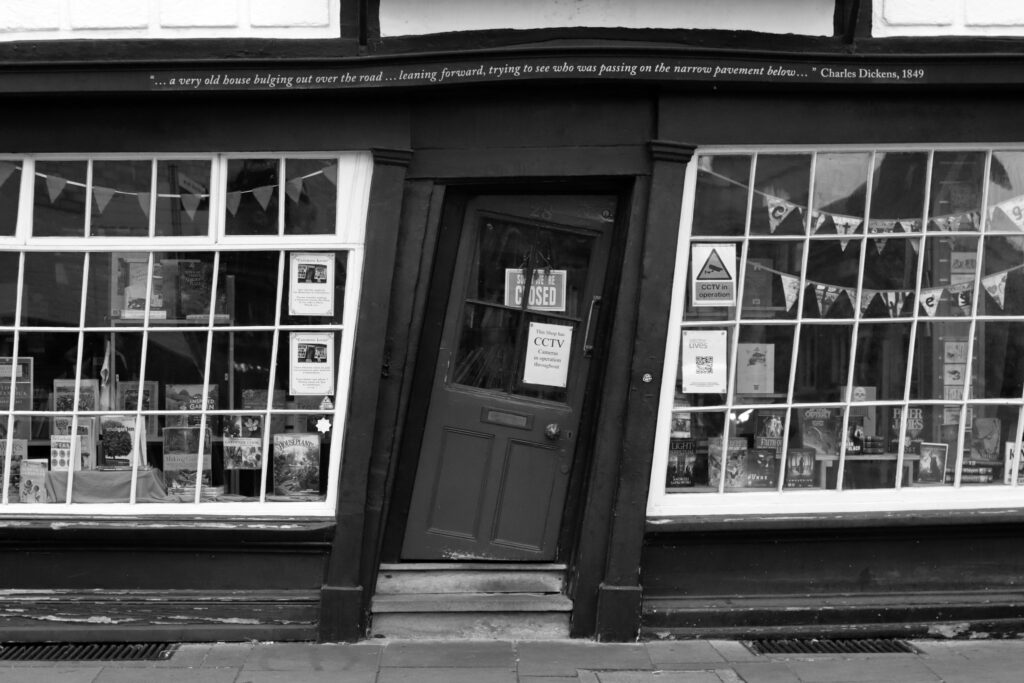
695 356 714 374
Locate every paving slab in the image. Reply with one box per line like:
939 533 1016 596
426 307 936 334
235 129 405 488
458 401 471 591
519 676 580 683
518 640 653 676
242 642 382 672
585 669 729 682
646 640 727 667
919 656 1024 683
235 671 377 683
380 639 516 668
728 661 802 683
785 657 942 683
95 668 239 683
377 666 518 682
201 641 255 668
0 668 102 683
707 641 761 663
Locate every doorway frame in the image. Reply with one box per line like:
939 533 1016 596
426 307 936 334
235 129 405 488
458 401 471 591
381 180 633 565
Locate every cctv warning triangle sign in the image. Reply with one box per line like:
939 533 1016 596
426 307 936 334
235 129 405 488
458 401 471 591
690 243 736 307
696 249 732 280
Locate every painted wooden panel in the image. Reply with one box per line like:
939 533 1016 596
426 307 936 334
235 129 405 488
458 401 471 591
425 428 494 539
492 439 559 550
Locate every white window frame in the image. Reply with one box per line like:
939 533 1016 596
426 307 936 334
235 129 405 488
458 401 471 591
648 144 1024 518
0 151 373 517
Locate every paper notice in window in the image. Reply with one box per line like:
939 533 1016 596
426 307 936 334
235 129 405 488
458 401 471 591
289 252 335 317
681 329 728 394
289 332 335 395
522 322 572 388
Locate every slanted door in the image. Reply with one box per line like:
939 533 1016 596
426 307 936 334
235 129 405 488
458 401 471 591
402 194 616 560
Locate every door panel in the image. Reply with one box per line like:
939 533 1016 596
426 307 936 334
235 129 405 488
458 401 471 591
402 194 616 561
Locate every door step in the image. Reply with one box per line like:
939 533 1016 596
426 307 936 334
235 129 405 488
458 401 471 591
370 563 571 639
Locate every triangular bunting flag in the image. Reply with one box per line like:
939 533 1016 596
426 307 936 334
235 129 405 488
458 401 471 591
811 212 829 235
92 186 114 214
868 219 898 234
137 192 151 217
767 198 796 234
0 162 15 189
919 288 943 317
982 272 1008 309
860 289 877 315
948 281 974 314
780 274 800 311
993 195 1024 230
814 285 842 317
899 218 921 233
962 211 981 231
286 178 304 203
252 185 274 211
909 238 920 254
880 290 909 318
45 175 66 203
931 216 954 232
875 239 887 254
833 215 861 251
321 164 337 186
180 193 201 221
225 191 241 216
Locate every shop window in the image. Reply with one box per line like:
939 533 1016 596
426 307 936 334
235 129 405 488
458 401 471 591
651 148 1024 516
0 153 371 515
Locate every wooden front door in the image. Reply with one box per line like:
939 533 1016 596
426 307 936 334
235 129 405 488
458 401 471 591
401 193 617 561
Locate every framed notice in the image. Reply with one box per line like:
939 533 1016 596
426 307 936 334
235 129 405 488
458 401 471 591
289 332 335 396
680 329 728 394
522 322 572 388
690 243 736 307
289 252 335 317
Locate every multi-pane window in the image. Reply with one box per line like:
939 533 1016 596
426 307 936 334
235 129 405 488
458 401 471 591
650 148 1024 515
0 153 371 515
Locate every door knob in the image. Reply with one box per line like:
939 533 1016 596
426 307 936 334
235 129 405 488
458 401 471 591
545 423 561 440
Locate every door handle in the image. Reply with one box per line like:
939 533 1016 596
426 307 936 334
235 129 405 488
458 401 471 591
583 296 602 358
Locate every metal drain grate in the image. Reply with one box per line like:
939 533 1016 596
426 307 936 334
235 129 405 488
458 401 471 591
746 638 917 655
0 642 178 662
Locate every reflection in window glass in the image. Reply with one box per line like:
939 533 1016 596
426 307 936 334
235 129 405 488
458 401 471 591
21 253 85 327
284 159 337 235
741 240 803 320
813 152 870 225
91 160 151 237
0 162 20 237
870 152 927 232
929 152 986 231
751 154 811 236
156 160 211 237
692 155 750 237
34 161 87 237
226 158 279 236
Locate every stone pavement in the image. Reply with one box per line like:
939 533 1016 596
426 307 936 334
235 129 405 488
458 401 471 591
0 638 1022 682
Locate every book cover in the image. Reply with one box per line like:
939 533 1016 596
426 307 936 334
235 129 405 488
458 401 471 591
0 357 32 439
917 442 948 484
742 448 779 488
890 406 926 454
735 343 774 394
272 432 321 496
800 407 840 457
849 385 877 437
165 384 218 427
667 437 698 488
753 410 786 453
846 415 865 455
785 447 817 488
970 417 1002 462
115 380 159 439
52 378 100 412
99 414 144 469
707 437 747 488
1 439 28 491
49 434 82 471
1005 442 1024 485
18 459 48 503
51 416 96 470
177 260 211 318
162 426 213 493
224 437 262 470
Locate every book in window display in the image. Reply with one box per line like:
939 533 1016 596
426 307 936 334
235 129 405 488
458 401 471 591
162 425 213 494
165 384 218 428
743 448 779 488
112 253 165 320
916 442 948 485
784 447 817 488
890 406 926 454
0 357 32 440
49 434 82 471
1 439 28 493
735 343 774 395
18 459 48 503
969 417 1001 462
799 407 841 458
272 432 321 498
51 417 96 470
707 437 747 489
667 437 698 488
753 409 785 453
98 414 145 469
115 380 159 439
241 388 286 436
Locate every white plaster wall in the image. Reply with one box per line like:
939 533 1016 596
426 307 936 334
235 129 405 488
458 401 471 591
378 0 835 37
875 0 1024 37
0 0 340 41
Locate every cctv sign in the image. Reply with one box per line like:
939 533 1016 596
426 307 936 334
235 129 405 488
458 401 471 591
690 243 736 307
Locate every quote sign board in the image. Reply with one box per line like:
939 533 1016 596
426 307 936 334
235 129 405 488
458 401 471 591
690 244 736 307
